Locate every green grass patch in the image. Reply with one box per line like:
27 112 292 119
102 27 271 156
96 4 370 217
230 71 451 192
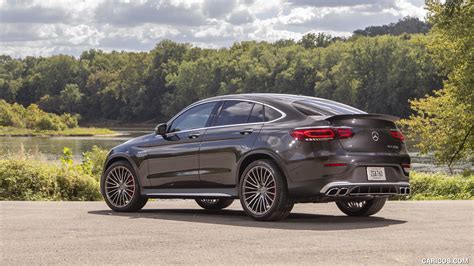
0 126 116 136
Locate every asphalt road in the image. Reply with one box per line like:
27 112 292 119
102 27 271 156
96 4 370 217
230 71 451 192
1 200 473 265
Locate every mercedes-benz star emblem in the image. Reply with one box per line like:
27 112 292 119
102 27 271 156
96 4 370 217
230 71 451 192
371 131 380 142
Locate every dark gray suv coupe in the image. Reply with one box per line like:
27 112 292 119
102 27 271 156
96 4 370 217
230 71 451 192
101 94 410 221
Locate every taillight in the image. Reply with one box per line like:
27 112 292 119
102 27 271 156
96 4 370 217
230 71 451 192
390 130 405 142
291 127 353 141
336 128 354 139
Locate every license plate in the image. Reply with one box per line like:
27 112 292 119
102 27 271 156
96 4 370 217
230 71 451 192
367 167 386 181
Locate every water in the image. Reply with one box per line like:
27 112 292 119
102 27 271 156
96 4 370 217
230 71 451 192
0 127 152 161
0 127 470 173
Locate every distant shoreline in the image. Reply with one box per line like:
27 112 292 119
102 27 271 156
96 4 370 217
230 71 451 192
0 126 117 137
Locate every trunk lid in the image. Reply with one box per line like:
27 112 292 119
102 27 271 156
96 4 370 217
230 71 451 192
324 114 404 153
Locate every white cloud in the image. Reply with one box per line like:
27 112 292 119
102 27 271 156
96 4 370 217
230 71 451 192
0 0 427 57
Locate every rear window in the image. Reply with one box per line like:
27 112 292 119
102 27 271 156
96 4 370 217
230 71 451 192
292 99 365 115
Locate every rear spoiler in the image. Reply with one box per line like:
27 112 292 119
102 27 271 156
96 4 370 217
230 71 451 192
323 113 400 123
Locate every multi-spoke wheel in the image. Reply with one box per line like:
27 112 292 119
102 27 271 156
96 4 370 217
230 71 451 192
195 198 234 210
239 160 293 221
102 161 148 212
335 198 387 217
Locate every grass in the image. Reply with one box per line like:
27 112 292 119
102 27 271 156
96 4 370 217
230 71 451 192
0 126 116 136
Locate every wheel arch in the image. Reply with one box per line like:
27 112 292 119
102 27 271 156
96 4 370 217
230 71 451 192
102 153 143 191
236 150 290 185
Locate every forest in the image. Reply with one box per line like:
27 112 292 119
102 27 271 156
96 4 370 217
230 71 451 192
0 17 441 123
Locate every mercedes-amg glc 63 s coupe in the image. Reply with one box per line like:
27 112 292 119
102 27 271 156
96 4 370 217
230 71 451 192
101 94 410 221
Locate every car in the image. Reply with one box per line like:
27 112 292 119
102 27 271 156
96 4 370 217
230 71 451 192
100 93 410 221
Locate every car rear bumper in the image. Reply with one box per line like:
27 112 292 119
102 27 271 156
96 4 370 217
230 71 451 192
284 154 410 200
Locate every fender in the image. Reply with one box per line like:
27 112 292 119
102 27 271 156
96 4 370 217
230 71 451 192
236 148 293 186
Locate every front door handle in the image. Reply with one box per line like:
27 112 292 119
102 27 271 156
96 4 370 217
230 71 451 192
188 133 201 139
240 129 254 135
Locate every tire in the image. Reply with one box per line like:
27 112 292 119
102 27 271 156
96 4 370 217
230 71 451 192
195 198 234 210
239 159 293 221
335 198 387 217
102 161 148 212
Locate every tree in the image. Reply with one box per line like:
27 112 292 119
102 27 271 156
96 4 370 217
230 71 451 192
353 16 431 36
60 84 83 113
298 33 334 49
401 0 473 170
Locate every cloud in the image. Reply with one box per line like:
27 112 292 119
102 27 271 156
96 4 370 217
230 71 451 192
227 9 255 25
0 4 68 23
202 0 237 18
0 0 428 57
94 0 207 26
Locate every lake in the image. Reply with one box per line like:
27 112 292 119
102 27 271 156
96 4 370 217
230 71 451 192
0 127 470 173
0 127 151 161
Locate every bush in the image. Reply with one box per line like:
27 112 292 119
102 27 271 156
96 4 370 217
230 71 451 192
55 170 101 201
0 159 101 201
81 145 109 179
0 160 58 200
0 100 24 128
0 146 108 201
0 100 78 131
407 172 473 200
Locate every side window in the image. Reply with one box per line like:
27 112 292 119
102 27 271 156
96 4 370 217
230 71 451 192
248 104 264 123
264 106 282 122
168 102 217 132
215 101 254 126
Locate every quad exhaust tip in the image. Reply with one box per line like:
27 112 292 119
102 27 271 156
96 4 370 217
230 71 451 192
326 187 349 196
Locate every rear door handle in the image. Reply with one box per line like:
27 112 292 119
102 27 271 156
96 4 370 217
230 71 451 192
188 133 201 139
240 129 254 135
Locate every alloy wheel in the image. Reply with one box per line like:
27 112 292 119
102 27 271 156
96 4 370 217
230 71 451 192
105 166 136 208
242 165 277 215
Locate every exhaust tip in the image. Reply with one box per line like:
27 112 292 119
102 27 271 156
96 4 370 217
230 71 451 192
327 188 339 196
338 187 349 196
399 187 410 195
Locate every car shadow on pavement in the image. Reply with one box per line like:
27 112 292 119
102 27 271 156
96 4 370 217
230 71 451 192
88 208 406 231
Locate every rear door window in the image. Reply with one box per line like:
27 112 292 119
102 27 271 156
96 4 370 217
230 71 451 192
248 104 264 123
215 101 254 126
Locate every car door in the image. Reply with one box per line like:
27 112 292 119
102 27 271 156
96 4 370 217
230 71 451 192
145 102 219 188
199 101 264 187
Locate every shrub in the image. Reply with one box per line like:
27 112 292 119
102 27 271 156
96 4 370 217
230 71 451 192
55 169 101 201
0 100 24 128
81 145 109 179
60 113 79 128
0 159 102 201
407 172 473 200
0 160 58 200
0 100 78 131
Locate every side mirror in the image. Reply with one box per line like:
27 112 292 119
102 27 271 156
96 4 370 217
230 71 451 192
155 123 167 136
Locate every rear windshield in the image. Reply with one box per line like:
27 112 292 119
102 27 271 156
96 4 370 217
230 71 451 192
292 99 366 116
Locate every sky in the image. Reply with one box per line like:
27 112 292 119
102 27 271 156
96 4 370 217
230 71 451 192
0 0 427 58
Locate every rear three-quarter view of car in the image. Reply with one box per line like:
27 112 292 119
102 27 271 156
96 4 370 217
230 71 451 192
101 93 410 221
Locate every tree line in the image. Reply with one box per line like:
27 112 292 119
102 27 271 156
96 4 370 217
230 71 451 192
0 17 441 123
